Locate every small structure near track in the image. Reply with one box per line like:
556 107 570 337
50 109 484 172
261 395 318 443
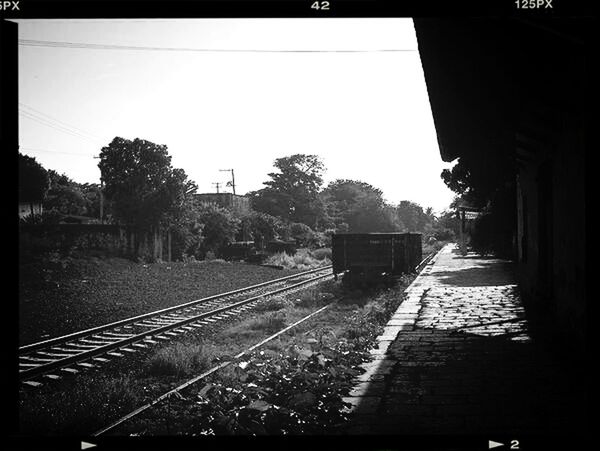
332 232 422 287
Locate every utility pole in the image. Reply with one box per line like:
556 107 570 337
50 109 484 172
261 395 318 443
220 169 236 195
94 156 104 223
212 182 222 193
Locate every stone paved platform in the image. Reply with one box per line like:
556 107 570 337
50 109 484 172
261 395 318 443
342 244 586 435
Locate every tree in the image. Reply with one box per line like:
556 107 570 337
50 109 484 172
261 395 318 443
44 184 89 216
238 211 284 249
321 179 399 233
196 203 240 256
250 154 326 228
18 153 49 214
441 154 516 257
44 170 88 216
98 137 197 231
395 200 432 232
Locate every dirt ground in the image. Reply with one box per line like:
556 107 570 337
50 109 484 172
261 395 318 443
18 255 298 345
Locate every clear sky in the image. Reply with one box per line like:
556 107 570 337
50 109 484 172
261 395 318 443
16 18 456 213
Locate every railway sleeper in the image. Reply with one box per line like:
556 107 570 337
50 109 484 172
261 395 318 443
43 374 61 380
37 351 78 358
77 362 95 369
101 332 135 339
164 315 191 321
92 357 110 363
78 340 118 347
20 356 57 363
53 346 91 353
178 326 195 332
67 342 108 348
137 322 165 328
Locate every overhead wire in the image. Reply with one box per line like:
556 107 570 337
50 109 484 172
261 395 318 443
18 39 417 53
19 107 103 144
19 102 103 141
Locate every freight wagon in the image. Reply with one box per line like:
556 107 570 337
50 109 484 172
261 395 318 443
331 232 422 286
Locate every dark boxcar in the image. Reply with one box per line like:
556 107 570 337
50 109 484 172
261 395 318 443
266 240 297 255
332 233 422 279
221 241 256 260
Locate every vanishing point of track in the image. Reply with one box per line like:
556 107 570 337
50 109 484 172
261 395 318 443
19 265 333 387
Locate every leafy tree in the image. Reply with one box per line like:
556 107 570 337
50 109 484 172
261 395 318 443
79 183 104 219
395 200 432 232
321 179 399 233
441 154 516 257
169 198 205 260
288 222 318 247
250 154 326 228
196 203 241 256
98 137 197 231
18 153 49 213
238 211 284 249
44 184 88 216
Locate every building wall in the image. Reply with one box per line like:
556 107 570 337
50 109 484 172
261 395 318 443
195 193 250 215
516 108 586 352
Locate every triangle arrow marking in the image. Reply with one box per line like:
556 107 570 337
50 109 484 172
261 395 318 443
489 440 504 449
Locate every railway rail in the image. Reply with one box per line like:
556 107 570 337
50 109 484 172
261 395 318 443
91 248 442 436
19 265 334 387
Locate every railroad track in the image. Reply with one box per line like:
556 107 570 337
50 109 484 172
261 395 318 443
413 251 437 274
19 265 333 387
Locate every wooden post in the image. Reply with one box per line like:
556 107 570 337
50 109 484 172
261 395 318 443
158 227 163 261
167 229 172 262
459 209 467 255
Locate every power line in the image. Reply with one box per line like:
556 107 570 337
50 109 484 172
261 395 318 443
20 110 98 142
19 146 97 157
18 39 417 53
19 109 102 144
19 102 102 140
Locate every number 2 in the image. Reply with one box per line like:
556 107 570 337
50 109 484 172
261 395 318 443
511 440 520 450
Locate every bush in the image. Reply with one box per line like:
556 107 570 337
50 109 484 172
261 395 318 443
197 203 240 256
433 227 455 241
238 212 285 249
310 247 331 261
147 342 214 377
19 210 63 226
289 222 318 248
265 249 328 270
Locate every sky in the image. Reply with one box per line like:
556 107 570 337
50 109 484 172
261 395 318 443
16 18 457 213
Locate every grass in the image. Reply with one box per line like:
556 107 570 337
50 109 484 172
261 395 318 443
252 296 291 312
19 374 141 436
246 312 287 333
147 342 216 377
18 268 412 436
265 248 330 270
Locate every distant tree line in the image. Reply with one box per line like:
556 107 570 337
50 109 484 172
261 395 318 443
19 140 459 261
